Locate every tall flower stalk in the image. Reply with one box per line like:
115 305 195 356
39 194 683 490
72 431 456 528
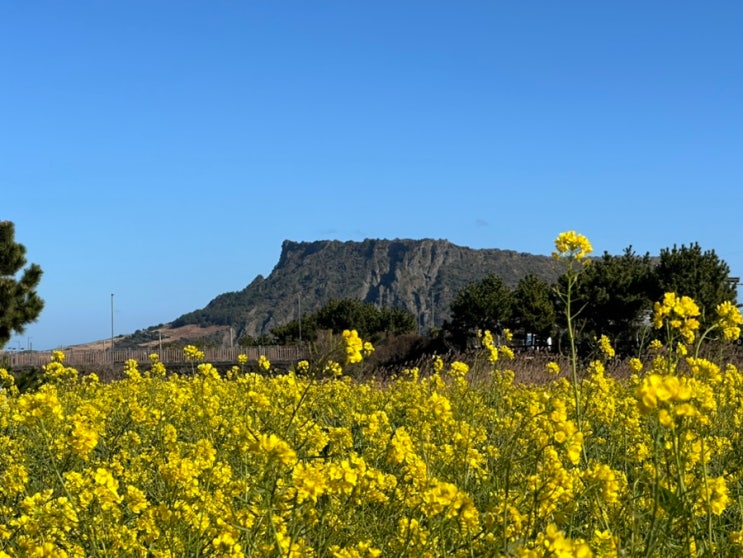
552 231 593 434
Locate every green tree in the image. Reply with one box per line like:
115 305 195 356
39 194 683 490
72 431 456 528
653 243 737 328
237 333 279 347
444 274 512 349
271 315 316 344
272 298 416 344
376 306 418 336
314 299 374 336
509 273 556 347
559 247 656 356
0 221 44 349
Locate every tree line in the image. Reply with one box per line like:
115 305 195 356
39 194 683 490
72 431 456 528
449 243 737 356
241 243 738 359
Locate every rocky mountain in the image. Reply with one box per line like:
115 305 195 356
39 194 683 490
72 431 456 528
168 238 561 344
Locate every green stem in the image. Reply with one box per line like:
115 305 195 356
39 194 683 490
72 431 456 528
642 429 662 557
565 280 582 434
700 437 714 554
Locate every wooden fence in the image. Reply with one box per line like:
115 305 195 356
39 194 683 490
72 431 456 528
1 346 308 369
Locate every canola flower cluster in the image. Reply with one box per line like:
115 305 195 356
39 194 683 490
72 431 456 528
552 230 593 262
342 329 375 364
717 300 743 341
653 292 701 345
479 329 515 364
3 236 743 557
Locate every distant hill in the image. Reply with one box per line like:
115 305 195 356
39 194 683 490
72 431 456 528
156 238 561 346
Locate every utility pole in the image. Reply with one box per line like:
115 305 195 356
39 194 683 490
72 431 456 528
110 293 114 353
298 294 302 343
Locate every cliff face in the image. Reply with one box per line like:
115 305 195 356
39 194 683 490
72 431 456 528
172 238 560 339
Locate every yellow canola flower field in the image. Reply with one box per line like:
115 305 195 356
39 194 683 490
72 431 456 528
2 338 743 557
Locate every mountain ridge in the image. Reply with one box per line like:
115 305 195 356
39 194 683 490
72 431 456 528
162 237 561 345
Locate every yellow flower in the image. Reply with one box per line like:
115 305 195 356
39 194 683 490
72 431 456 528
291 462 328 504
183 344 205 362
541 523 593 557
552 231 593 261
592 529 618 555
69 419 99 459
686 357 721 383
256 433 296 466
13 387 65 424
325 458 358 496
545 362 560 375
387 427 415 464
584 463 622 505
629 358 643 373
295 360 310 373
28 542 68 558
730 529 743 549
598 335 615 359
126 485 149 514
427 392 453 420
707 476 731 515
587 359 605 379
566 431 584 465
324 360 343 377
0 368 15 391
2 463 29 497
342 329 373 364
212 531 243 555
653 292 700 344
198 362 220 380
635 372 699 431
480 328 514 362
257 355 271 372
716 300 743 340
330 540 382 558
420 480 460 517
448 361 470 379
93 467 123 510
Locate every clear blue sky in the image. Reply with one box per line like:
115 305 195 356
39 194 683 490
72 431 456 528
3 1 742 350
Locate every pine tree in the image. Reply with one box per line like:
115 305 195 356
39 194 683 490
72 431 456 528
510 273 556 345
561 247 656 355
444 274 512 349
654 242 737 328
0 221 44 348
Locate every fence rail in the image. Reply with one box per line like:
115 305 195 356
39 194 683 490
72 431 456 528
1 346 308 369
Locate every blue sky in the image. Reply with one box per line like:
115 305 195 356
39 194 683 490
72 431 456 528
2 1 742 350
